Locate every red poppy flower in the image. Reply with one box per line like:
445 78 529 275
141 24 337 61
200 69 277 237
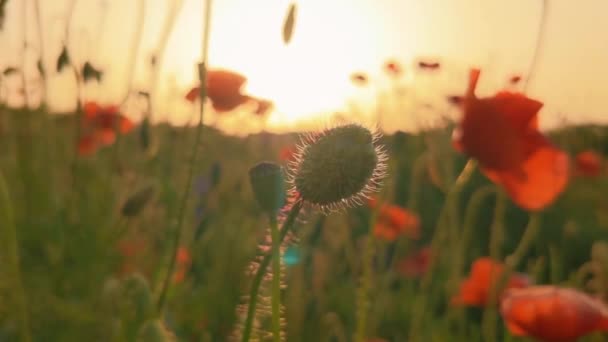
501 286 608 341
78 135 96 156
174 246 192 284
384 60 402 76
368 198 420 241
509 75 522 85
78 102 135 155
83 102 133 134
453 69 569 211
417 60 441 70
575 150 603 178
396 246 433 278
350 72 368 85
185 69 253 112
452 257 531 307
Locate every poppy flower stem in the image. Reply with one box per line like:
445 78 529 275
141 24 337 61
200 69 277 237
269 214 282 342
407 152 429 211
241 200 303 342
409 159 476 340
523 0 549 92
355 214 378 342
483 212 542 341
448 185 496 330
155 0 213 316
482 191 508 342
0 168 31 342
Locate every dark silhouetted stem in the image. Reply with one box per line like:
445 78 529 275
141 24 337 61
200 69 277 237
270 215 281 342
156 0 213 315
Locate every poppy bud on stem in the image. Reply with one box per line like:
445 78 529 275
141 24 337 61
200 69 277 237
248 162 286 342
241 123 387 342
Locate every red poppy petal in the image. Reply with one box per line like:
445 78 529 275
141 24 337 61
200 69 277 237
505 320 529 337
120 117 134 133
373 222 398 241
97 129 116 145
185 86 200 102
575 150 603 178
493 92 543 131
84 102 99 118
206 70 247 102
78 136 97 156
105 105 120 115
482 138 569 211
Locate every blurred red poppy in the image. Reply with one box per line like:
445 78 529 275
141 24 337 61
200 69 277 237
575 150 603 178
417 60 441 70
396 246 433 278
78 102 134 155
453 69 569 211
350 72 368 85
77 135 96 156
174 246 192 284
452 257 531 307
185 69 253 112
501 286 608 341
368 198 420 241
384 60 402 76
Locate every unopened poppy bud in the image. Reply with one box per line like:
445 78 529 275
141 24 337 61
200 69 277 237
290 124 387 211
121 185 155 217
249 162 286 214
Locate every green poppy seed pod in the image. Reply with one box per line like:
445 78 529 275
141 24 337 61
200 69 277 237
121 185 155 217
136 320 176 342
249 162 286 214
290 124 387 211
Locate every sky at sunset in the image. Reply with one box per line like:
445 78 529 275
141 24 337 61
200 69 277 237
0 0 607 135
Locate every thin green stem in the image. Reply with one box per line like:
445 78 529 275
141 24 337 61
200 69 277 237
523 0 549 92
155 0 213 314
482 190 507 342
119 0 146 106
506 213 542 270
269 215 281 342
241 200 303 342
354 234 375 342
408 159 476 341
482 212 542 341
0 168 31 342
406 152 429 211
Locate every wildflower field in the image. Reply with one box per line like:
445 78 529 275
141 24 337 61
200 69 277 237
2 1 608 341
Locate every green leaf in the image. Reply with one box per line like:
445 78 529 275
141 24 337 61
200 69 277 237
282 3 297 44
82 61 103 83
56 46 70 73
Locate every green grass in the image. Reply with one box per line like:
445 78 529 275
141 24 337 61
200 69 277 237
1 106 608 341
